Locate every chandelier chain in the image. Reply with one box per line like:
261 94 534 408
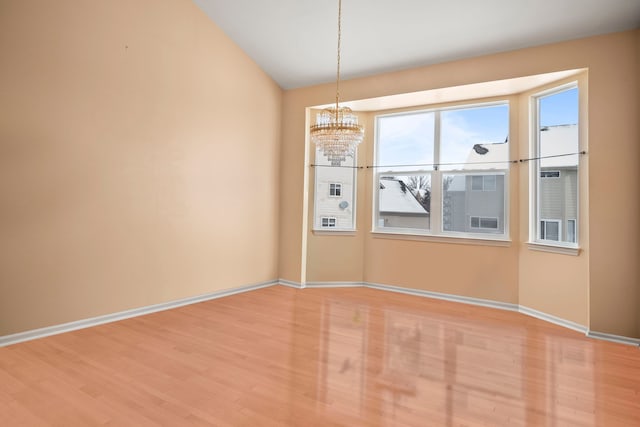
309 0 364 167
336 0 341 111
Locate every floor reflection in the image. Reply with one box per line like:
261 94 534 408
303 290 608 426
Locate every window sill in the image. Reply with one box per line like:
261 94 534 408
312 229 357 236
527 242 581 256
371 231 511 247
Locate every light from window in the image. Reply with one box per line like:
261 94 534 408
375 103 508 238
533 85 579 245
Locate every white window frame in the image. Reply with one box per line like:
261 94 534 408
373 101 510 241
529 82 580 250
329 182 342 197
321 217 337 228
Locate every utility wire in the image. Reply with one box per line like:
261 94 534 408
310 151 586 170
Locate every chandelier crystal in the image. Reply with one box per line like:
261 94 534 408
310 0 364 167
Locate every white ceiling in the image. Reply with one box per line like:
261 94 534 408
193 0 640 90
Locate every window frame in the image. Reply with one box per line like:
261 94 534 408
372 101 510 241
529 82 580 250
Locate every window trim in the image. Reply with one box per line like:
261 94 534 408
529 82 580 249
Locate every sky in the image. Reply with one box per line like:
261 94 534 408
377 104 509 171
540 87 579 127
377 88 578 170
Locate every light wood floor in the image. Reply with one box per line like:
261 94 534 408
1 285 639 426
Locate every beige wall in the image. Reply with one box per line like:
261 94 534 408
517 74 590 328
1 2 637 340
280 30 640 338
0 0 282 335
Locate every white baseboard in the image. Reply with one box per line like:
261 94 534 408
0 279 279 347
305 281 364 288
518 305 588 334
586 330 640 347
279 280 639 345
364 281 519 312
277 279 305 289
4 278 638 348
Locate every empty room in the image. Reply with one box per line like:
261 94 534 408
1 0 639 425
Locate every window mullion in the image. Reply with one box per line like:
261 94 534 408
432 111 442 235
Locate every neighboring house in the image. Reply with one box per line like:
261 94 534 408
442 124 578 239
538 124 579 242
378 177 430 229
443 142 508 234
314 149 356 229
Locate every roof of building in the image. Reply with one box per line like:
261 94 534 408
379 178 429 215
462 124 578 169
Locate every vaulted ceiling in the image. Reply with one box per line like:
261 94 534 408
193 0 640 89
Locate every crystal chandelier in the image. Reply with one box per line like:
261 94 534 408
310 0 364 166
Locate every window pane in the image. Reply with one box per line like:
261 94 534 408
440 105 509 171
536 87 578 244
377 112 434 172
378 175 431 231
443 173 504 234
314 147 356 230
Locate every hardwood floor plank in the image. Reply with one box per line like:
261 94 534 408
1 285 639 426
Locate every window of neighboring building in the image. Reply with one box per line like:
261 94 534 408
313 146 356 231
540 170 560 178
374 102 509 238
567 219 576 243
531 84 579 246
471 175 497 191
470 216 499 229
540 219 561 241
321 217 337 228
329 183 342 197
